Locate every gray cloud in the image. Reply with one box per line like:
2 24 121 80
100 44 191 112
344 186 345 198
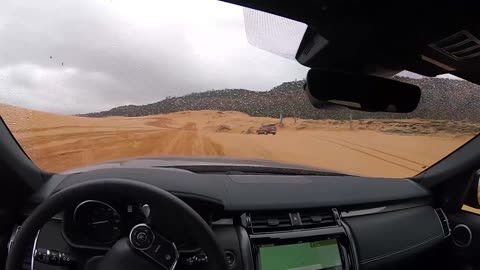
0 0 308 114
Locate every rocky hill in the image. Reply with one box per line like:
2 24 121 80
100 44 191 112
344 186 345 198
82 77 480 121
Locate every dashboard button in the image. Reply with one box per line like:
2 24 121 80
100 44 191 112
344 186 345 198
225 251 235 266
194 254 208 264
290 213 302 226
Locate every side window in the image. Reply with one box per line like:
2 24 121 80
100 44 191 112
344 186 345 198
462 205 480 215
463 171 480 215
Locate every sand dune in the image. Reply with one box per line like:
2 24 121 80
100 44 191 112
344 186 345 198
0 103 477 177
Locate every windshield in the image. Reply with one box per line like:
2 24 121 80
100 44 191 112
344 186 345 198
1 0 479 177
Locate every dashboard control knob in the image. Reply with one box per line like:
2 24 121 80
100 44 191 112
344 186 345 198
224 251 235 266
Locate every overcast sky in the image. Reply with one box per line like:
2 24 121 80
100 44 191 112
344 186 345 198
0 0 309 114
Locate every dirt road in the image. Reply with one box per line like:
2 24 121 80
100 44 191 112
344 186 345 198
207 130 465 177
0 104 475 177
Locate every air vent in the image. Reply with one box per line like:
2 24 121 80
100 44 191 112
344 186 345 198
247 209 336 234
430 30 480 60
435 208 451 238
300 209 337 229
248 212 293 233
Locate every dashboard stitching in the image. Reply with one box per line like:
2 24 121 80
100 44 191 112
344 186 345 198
359 233 443 264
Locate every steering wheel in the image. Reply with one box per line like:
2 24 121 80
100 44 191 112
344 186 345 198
6 179 227 270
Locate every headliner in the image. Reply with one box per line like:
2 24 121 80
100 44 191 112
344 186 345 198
222 0 480 84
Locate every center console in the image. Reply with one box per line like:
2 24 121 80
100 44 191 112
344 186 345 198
241 209 358 270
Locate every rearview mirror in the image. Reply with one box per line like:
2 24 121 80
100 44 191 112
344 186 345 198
304 69 421 113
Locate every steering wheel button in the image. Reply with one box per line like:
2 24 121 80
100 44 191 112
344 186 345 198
137 232 147 242
129 224 155 250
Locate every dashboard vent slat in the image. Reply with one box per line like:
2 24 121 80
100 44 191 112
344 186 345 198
435 208 451 238
247 209 336 234
248 213 292 233
430 30 480 60
300 210 336 229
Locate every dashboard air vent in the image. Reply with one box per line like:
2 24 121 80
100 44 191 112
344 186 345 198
435 208 451 238
430 30 480 60
248 212 293 233
247 209 336 234
300 209 336 229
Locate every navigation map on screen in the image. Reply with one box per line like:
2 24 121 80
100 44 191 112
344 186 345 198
258 239 342 270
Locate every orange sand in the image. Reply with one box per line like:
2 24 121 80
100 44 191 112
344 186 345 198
0 103 475 177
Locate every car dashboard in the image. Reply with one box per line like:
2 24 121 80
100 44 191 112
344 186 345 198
9 167 450 270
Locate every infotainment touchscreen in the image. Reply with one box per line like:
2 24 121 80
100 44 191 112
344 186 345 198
258 239 342 270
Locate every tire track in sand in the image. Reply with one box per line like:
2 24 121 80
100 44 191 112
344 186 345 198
308 134 424 172
320 136 427 167
26 128 224 172
159 130 224 156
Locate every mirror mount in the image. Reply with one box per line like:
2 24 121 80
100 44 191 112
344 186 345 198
304 69 421 113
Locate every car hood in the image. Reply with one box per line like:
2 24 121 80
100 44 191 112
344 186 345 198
64 156 342 174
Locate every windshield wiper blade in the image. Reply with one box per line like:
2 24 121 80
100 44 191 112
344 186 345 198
159 165 349 176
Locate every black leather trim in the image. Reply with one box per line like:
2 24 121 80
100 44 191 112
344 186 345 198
344 206 444 269
36 169 431 212
339 219 360 270
235 226 254 270
359 234 443 264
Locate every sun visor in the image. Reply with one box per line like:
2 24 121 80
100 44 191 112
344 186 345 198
243 8 307 59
